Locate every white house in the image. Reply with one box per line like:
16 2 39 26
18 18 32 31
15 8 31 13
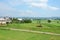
18 18 23 21
0 18 6 24
0 17 11 25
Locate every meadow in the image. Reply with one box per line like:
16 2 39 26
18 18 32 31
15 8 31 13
0 29 60 40
1 20 60 33
0 19 60 40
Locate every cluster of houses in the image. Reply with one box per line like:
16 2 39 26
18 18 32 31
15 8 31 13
0 17 33 25
0 17 11 25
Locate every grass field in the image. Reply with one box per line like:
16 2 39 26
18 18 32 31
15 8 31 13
0 20 60 40
1 20 60 34
0 29 60 40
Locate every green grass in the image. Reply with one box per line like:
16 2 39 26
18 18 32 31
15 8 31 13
0 29 60 40
2 23 59 34
0 20 60 40
0 20 60 34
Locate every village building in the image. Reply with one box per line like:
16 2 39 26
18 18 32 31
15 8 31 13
0 17 11 25
18 18 23 21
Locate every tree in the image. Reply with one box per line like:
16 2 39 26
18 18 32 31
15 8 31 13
37 24 42 27
6 22 9 25
23 19 32 23
36 19 42 27
12 18 19 23
48 20 51 23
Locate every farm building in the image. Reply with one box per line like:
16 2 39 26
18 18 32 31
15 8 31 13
18 18 23 21
0 17 11 25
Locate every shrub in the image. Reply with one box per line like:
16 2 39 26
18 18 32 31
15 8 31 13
12 18 19 23
22 19 32 23
36 24 42 27
48 20 51 23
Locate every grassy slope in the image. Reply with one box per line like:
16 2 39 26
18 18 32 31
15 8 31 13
0 29 60 40
2 23 60 34
0 20 60 33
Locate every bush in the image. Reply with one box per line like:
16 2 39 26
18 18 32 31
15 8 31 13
21 19 32 23
6 22 9 24
36 24 42 27
48 20 51 23
12 18 19 23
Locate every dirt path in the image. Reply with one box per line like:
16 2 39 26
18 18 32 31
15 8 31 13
1 28 60 36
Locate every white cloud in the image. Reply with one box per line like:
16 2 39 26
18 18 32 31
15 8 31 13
0 0 59 12
29 0 48 9
0 2 21 16
31 3 47 8
3 0 59 10
23 0 32 2
0 2 13 11
7 0 23 6
48 6 59 10
28 0 59 10
40 0 48 2
0 2 35 17
0 0 60 17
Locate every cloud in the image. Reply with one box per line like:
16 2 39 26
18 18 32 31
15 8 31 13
31 3 47 8
0 0 59 17
1 0 59 10
40 0 48 2
6 0 23 6
23 0 59 10
0 3 9 11
27 0 48 8
23 0 32 2
0 1 25 13
0 0 59 13
48 6 59 10
0 2 35 17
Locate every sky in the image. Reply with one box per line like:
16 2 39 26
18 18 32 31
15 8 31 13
0 0 60 17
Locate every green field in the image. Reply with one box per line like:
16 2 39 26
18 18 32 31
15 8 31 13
0 20 60 40
1 20 60 33
0 29 60 40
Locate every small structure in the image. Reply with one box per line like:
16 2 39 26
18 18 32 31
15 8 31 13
0 17 11 25
18 18 23 21
0 18 6 25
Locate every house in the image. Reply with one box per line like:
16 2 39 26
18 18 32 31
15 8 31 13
0 18 6 25
0 17 11 25
18 18 23 21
